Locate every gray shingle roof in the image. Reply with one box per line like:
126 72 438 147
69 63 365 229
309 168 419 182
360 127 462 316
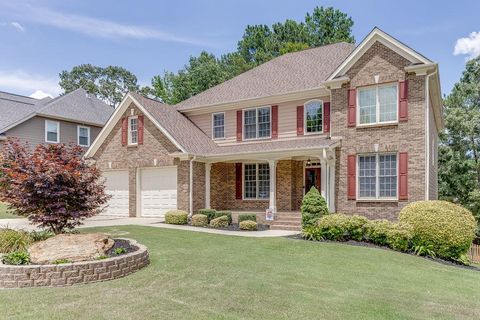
0 91 41 132
176 42 355 110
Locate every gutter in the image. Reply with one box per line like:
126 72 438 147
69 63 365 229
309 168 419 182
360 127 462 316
425 69 438 200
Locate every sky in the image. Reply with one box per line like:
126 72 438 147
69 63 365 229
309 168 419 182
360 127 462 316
0 0 479 99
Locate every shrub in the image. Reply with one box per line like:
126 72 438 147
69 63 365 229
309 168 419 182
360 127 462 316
302 225 322 241
386 222 414 252
29 230 54 242
316 214 368 241
364 220 392 246
238 214 257 223
214 211 232 224
165 210 188 225
114 247 127 255
191 214 208 227
0 228 32 253
239 220 258 231
2 251 30 265
53 259 72 264
399 200 477 260
197 209 216 222
210 215 229 228
301 187 328 229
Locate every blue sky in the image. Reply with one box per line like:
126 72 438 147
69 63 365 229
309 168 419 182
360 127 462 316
0 0 478 99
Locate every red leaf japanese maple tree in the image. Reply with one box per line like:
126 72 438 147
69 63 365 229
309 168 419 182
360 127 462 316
0 139 110 234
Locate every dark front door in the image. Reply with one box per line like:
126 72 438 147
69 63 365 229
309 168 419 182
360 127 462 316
305 168 321 193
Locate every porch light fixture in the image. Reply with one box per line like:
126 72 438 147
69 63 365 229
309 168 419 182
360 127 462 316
306 158 311 166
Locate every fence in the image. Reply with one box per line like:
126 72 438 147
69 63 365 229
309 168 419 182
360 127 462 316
468 244 480 263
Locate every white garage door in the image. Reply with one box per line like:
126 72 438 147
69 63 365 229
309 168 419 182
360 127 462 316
102 171 129 217
141 167 177 217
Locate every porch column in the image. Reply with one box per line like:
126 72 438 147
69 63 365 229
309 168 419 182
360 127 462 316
328 159 336 212
268 159 277 213
205 163 211 209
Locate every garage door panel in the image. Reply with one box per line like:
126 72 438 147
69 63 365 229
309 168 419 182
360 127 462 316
141 167 177 217
102 171 129 217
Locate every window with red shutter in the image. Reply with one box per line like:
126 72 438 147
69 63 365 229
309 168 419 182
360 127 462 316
296 106 304 136
399 152 408 200
347 88 356 127
347 154 356 200
399 80 408 121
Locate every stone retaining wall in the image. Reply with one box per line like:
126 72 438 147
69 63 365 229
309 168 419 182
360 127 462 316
0 238 149 289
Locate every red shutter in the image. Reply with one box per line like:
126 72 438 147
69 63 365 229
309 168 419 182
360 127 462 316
323 102 330 133
296 106 304 136
236 110 243 142
121 117 128 146
271 105 278 139
399 80 408 121
347 88 356 127
399 152 408 200
347 154 356 200
138 115 144 145
235 163 242 199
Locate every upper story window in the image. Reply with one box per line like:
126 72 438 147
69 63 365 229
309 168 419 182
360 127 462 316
244 163 270 199
304 100 323 134
244 106 271 140
128 116 138 145
212 112 225 139
77 125 90 147
45 120 59 143
358 153 397 200
358 84 397 125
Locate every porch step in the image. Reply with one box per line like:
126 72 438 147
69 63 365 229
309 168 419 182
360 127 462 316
270 224 301 231
274 218 301 224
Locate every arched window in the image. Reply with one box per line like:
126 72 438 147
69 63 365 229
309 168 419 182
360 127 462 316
304 100 323 133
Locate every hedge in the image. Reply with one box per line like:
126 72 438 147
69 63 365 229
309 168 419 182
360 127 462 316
197 209 216 222
214 211 232 224
165 210 188 225
210 215 229 228
238 214 257 223
191 214 208 227
239 220 258 231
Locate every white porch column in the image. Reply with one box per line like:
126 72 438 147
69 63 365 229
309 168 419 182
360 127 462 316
205 163 211 209
268 160 277 213
328 156 336 213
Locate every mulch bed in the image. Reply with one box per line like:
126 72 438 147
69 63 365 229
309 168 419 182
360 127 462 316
286 234 480 272
106 239 138 257
161 222 270 232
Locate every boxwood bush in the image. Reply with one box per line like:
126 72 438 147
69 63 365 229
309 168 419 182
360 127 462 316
214 211 232 224
364 219 392 246
301 187 328 229
197 209 216 222
210 215 229 228
238 214 257 223
315 214 369 241
191 214 208 227
165 210 188 225
239 220 258 231
386 222 414 252
399 200 477 260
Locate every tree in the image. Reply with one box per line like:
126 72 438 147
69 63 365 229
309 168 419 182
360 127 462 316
0 140 110 234
59 64 141 107
305 6 355 46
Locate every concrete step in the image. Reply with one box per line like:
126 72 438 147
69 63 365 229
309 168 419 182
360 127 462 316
274 218 301 224
275 214 301 219
270 224 302 231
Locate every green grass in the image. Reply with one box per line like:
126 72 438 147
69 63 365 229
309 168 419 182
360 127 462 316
1 226 479 320
0 202 20 219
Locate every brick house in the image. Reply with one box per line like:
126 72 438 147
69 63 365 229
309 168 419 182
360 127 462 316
85 28 443 228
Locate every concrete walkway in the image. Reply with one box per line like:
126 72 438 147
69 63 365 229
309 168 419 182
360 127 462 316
0 216 300 238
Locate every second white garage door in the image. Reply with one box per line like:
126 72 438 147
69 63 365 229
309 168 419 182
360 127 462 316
103 170 129 217
140 167 177 217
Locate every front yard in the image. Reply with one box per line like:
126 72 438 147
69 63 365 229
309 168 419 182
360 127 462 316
0 225 479 320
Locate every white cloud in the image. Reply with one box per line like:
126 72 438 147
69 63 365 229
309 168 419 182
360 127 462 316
10 21 25 32
0 70 61 97
454 31 480 59
29 89 53 99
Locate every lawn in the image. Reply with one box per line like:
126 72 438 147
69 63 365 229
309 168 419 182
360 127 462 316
1 226 479 320
0 202 20 219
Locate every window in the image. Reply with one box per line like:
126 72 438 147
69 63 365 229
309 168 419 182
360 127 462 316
304 100 323 133
45 120 59 143
212 113 225 139
358 154 397 199
243 107 271 140
77 126 90 147
128 116 138 145
244 163 270 199
358 84 397 125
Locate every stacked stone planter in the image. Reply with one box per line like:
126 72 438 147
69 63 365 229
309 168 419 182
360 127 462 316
0 238 149 288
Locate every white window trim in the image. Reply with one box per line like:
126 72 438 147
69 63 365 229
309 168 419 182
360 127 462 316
45 120 60 143
356 152 398 201
242 162 270 200
356 82 398 127
304 99 324 135
211 112 225 140
128 115 138 146
243 106 271 141
77 125 91 147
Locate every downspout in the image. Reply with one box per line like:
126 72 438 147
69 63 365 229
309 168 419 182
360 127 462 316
425 70 438 200
189 156 197 216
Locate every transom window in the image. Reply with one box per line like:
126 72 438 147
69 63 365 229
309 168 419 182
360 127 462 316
358 153 397 199
305 100 323 133
45 120 59 143
244 163 270 199
128 116 138 145
244 107 271 140
77 126 90 147
358 84 397 125
212 113 225 139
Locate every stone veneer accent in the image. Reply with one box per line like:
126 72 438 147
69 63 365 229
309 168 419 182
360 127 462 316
0 239 149 289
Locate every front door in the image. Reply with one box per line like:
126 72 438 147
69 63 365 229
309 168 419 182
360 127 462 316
305 168 321 193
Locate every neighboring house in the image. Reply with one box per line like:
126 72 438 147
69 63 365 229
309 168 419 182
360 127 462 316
0 88 113 150
85 28 442 228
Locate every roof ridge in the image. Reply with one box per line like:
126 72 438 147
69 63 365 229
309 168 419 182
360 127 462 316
0 90 39 101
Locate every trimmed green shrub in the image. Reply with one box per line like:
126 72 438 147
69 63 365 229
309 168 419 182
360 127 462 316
364 220 392 246
2 251 30 265
165 210 188 225
191 214 208 227
238 214 257 223
316 214 369 241
197 209 216 222
301 187 328 229
239 220 258 231
399 200 477 260
386 222 414 252
0 228 32 253
210 215 229 228
214 211 232 224
302 225 322 241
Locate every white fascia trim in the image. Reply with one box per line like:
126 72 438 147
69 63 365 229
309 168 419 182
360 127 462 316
327 27 432 81
84 93 187 158
323 76 350 89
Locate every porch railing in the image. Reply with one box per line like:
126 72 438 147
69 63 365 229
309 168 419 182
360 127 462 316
468 244 480 263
